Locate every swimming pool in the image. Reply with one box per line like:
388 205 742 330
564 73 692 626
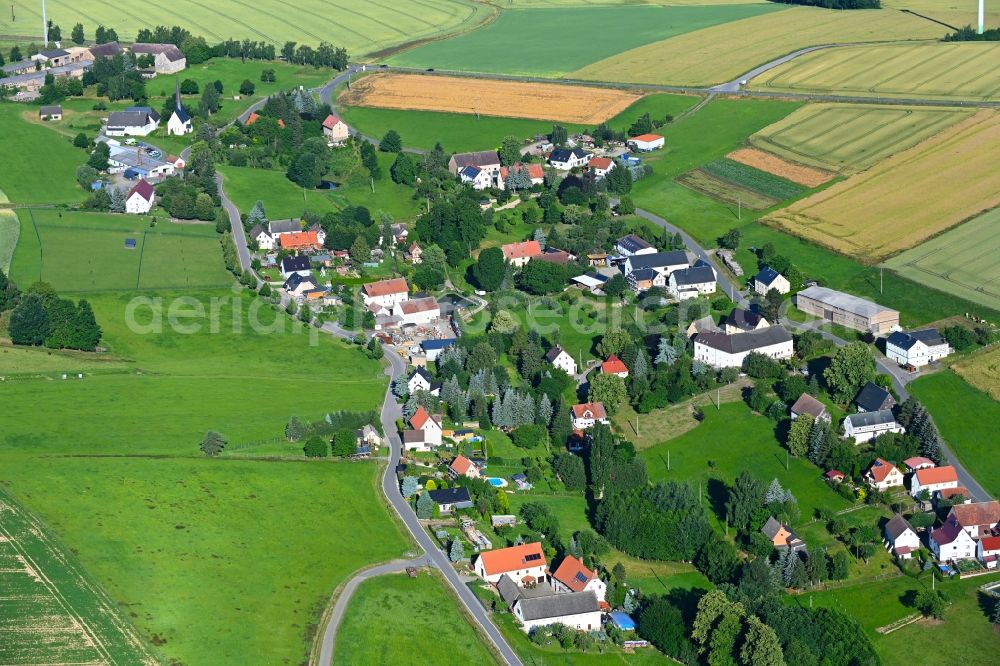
485 477 508 488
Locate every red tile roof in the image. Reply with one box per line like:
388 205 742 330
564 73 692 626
477 542 546 576
322 114 343 129
949 501 1000 528
410 406 433 430
398 297 439 315
588 157 613 171
278 230 320 249
246 112 285 128
866 458 899 484
630 133 663 143
980 536 1000 552
938 486 969 500
825 470 845 480
501 240 543 261
571 402 607 420
903 456 935 470
551 555 596 593
499 163 544 181
601 355 628 375
450 455 475 477
363 277 409 298
915 465 958 486
128 179 154 202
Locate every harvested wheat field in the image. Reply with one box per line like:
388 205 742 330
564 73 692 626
339 73 643 124
762 110 1000 263
953 348 1000 402
727 148 833 187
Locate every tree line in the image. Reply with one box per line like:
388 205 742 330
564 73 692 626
1 275 102 351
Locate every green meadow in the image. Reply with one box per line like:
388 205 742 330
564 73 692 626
390 5 782 76
0 105 87 204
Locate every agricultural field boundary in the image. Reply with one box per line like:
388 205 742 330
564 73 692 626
727 147 833 187
0 208 18 273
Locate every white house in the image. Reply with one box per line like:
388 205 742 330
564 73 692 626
668 264 717 300
130 43 187 74
409 406 442 447
449 455 481 480
571 402 609 430
459 165 496 190
864 458 904 491
512 591 602 633
105 109 159 136
623 251 689 292
627 133 664 151
550 555 606 601
614 234 656 257
393 297 440 326
910 465 959 498
790 393 830 423
473 542 547 584
548 147 591 170
601 355 628 379
588 157 615 178
545 345 577 376
407 367 441 396
930 521 977 561
322 114 350 144
693 327 793 369
753 266 790 295
842 410 904 444
280 255 312 278
884 514 920 560
268 218 301 237
886 329 951 369
125 180 155 214
947 501 1000 539
250 225 275 251
362 277 409 308
502 240 543 267
725 308 770 334
978 536 1000 569
448 150 501 177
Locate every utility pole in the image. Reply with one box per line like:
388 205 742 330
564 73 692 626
41 0 48 47
738 198 741 221
880 266 883 294
667 449 670 471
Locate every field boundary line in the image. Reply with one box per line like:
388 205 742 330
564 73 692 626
136 230 148 290
28 208 42 283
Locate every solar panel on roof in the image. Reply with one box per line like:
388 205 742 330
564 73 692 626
524 553 542 562
575 572 589 583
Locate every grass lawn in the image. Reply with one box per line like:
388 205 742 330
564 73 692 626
908 371 1000 499
0 104 87 204
0 343 131 376
508 492 592 541
335 571 498 665
0 208 18 272
603 552 713 597
9 209 232 293
640 402 851 528
390 5 781 76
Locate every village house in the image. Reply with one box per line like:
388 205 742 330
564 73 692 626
405 242 422 264
448 150 501 176
855 382 896 413
249 225 275 251
428 487 474 514
842 410 904 444
571 402 609 430
686 315 720 339
410 406 442 447
938 487 971 504
623 251 689 292
421 338 456 362
693 327 794 369
930 521 977 561
407 368 441 396
125 179 155 214
393 297 441 327
947 501 1000 539
321 114 350 144
32 48 71 67
911 465 959 498
279 230 322 251
0 59 91 93
903 456 936 472
283 273 321 301
884 514 920 560
501 240 543 267
268 218 301 237
509 587 602 633
362 277 409 308
865 458 904 491
795 286 900 335
614 234 656 257
130 43 187 74
280 255 312 279
38 105 62 121
459 165 498 190
449 455 480 479
790 393 830 422
550 555 606 601
390 223 409 245
601 355 628 378
627 133 664 151
978 536 1000 569
761 516 806 552
753 266 791 295
165 155 186 170
106 109 160 136
548 147 591 170
587 156 615 179
545 345 578 376
474 542 547 584
667 263 717 300
537 248 575 265
825 470 846 483
85 42 124 60
499 162 544 186
886 329 952 369
724 308 769 334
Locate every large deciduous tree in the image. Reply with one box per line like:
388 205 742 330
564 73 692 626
587 373 627 415
472 246 505 292
824 341 876 403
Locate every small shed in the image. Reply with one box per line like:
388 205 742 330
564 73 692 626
39 105 63 120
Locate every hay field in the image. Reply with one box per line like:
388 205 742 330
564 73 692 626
952 347 1000 402
884 207 1000 314
339 73 642 124
882 0 1000 31
0 491 155 666
763 111 1000 263
754 42 1000 101
727 148 833 187
572 7 942 86
6 0 484 56
749 104 973 174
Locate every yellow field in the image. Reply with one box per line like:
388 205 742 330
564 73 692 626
749 104 973 174
953 347 1000 402
572 7 943 86
726 148 833 187
762 110 1000 263
882 0 1000 31
339 73 642 124
754 41 1000 101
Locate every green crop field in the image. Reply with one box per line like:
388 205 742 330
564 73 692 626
5 0 487 57
0 489 156 665
9 210 232 293
750 104 973 174
389 4 782 76
883 207 1000 313
754 42 1000 102
0 208 18 272
0 105 87 205
702 158 805 200
335 572 498 665
909 371 1000 499
676 169 779 211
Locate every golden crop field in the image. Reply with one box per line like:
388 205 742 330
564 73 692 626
754 42 1000 101
882 0 1000 31
726 148 833 187
572 7 943 86
749 104 973 174
762 111 1000 263
953 348 1000 402
339 73 643 124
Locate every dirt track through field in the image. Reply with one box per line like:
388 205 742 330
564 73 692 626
727 148 833 187
340 72 643 124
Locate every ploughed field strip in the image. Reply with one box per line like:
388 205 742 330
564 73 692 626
339 73 643 124
676 157 806 211
726 148 833 188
